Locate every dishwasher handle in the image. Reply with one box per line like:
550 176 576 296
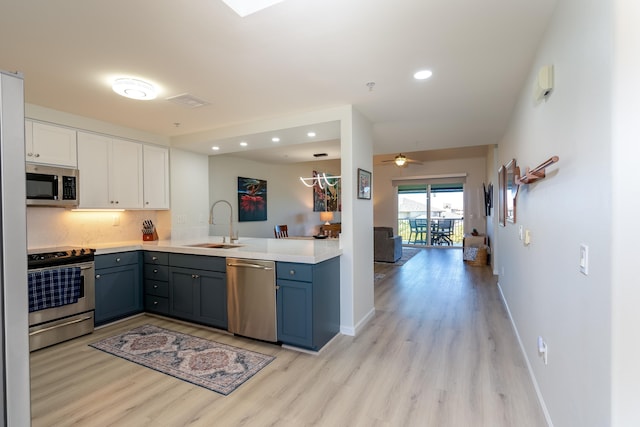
227 262 274 271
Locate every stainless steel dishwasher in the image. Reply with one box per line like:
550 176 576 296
226 258 277 342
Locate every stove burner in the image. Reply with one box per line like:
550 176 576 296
27 248 95 269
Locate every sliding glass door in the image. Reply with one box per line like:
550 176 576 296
397 183 464 247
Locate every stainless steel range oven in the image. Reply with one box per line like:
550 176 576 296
27 248 95 351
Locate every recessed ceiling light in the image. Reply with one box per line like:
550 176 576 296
112 78 157 100
240 141 248 147
212 146 220 151
413 70 433 80
272 137 280 142
307 132 316 137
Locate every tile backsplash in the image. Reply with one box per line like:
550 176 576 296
26 208 172 249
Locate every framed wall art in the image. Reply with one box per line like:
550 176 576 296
498 165 506 226
312 170 341 212
357 168 371 200
237 176 267 222
505 159 519 223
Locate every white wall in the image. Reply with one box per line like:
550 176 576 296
496 0 612 425
340 107 374 334
208 156 341 238
611 1 640 425
373 155 488 235
164 148 210 241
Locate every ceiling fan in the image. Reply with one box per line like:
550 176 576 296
380 153 423 167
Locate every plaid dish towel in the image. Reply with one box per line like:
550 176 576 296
28 267 81 312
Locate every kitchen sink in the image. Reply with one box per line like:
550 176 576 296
186 243 244 249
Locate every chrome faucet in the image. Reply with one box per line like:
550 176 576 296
209 200 236 243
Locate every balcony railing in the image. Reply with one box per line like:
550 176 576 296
398 218 464 246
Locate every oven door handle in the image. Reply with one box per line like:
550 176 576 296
28 315 93 336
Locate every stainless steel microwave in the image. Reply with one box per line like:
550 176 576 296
26 164 79 207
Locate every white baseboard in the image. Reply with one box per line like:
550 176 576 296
341 307 375 336
497 282 553 427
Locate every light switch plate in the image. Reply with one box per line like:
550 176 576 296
524 229 531 245
580 244 589 275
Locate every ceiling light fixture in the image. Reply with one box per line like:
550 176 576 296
307 131 316 137
212 146 220 151
112 78 157 100
394 154 407 167
413 70 433 80
221 0 284 17
299 172 341 190
240 141 248 147
272 137 280 142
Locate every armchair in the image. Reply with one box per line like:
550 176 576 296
374 227 402 263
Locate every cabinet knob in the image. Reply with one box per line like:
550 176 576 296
115 201 119 204
275 285 280 290
27 152 33 157
153 285 158 289
289 270 295 276
34 153 40 158
116 258 121 262
152 256 158 261
95 274 101 279
153 301 158 305
146 201 149 205
153 269 158 273
110 201 114 204
192 274 200 279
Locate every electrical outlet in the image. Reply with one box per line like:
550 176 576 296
524 229 531 245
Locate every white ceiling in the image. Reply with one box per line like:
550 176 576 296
0 0 557 159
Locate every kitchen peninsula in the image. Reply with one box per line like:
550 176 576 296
92 235 341 263
89 236 341 351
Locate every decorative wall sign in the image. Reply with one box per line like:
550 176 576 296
237 177 267 222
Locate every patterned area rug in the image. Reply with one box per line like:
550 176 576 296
89 324 274 395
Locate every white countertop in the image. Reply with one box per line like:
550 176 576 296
88 236 342 264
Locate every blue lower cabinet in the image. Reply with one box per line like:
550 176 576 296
95 252 143 325
168 255 227 329
276 257 340 350
277 279 313 348
144 251 169 315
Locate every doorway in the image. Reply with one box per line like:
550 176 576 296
397 183 464 246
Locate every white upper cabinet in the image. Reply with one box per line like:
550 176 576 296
143 145 170 209
110 138 143 208
77 132 143 209
25 120 77 167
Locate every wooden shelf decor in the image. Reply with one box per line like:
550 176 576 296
515 156 559 185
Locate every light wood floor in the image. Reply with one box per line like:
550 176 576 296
30 249 547 426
